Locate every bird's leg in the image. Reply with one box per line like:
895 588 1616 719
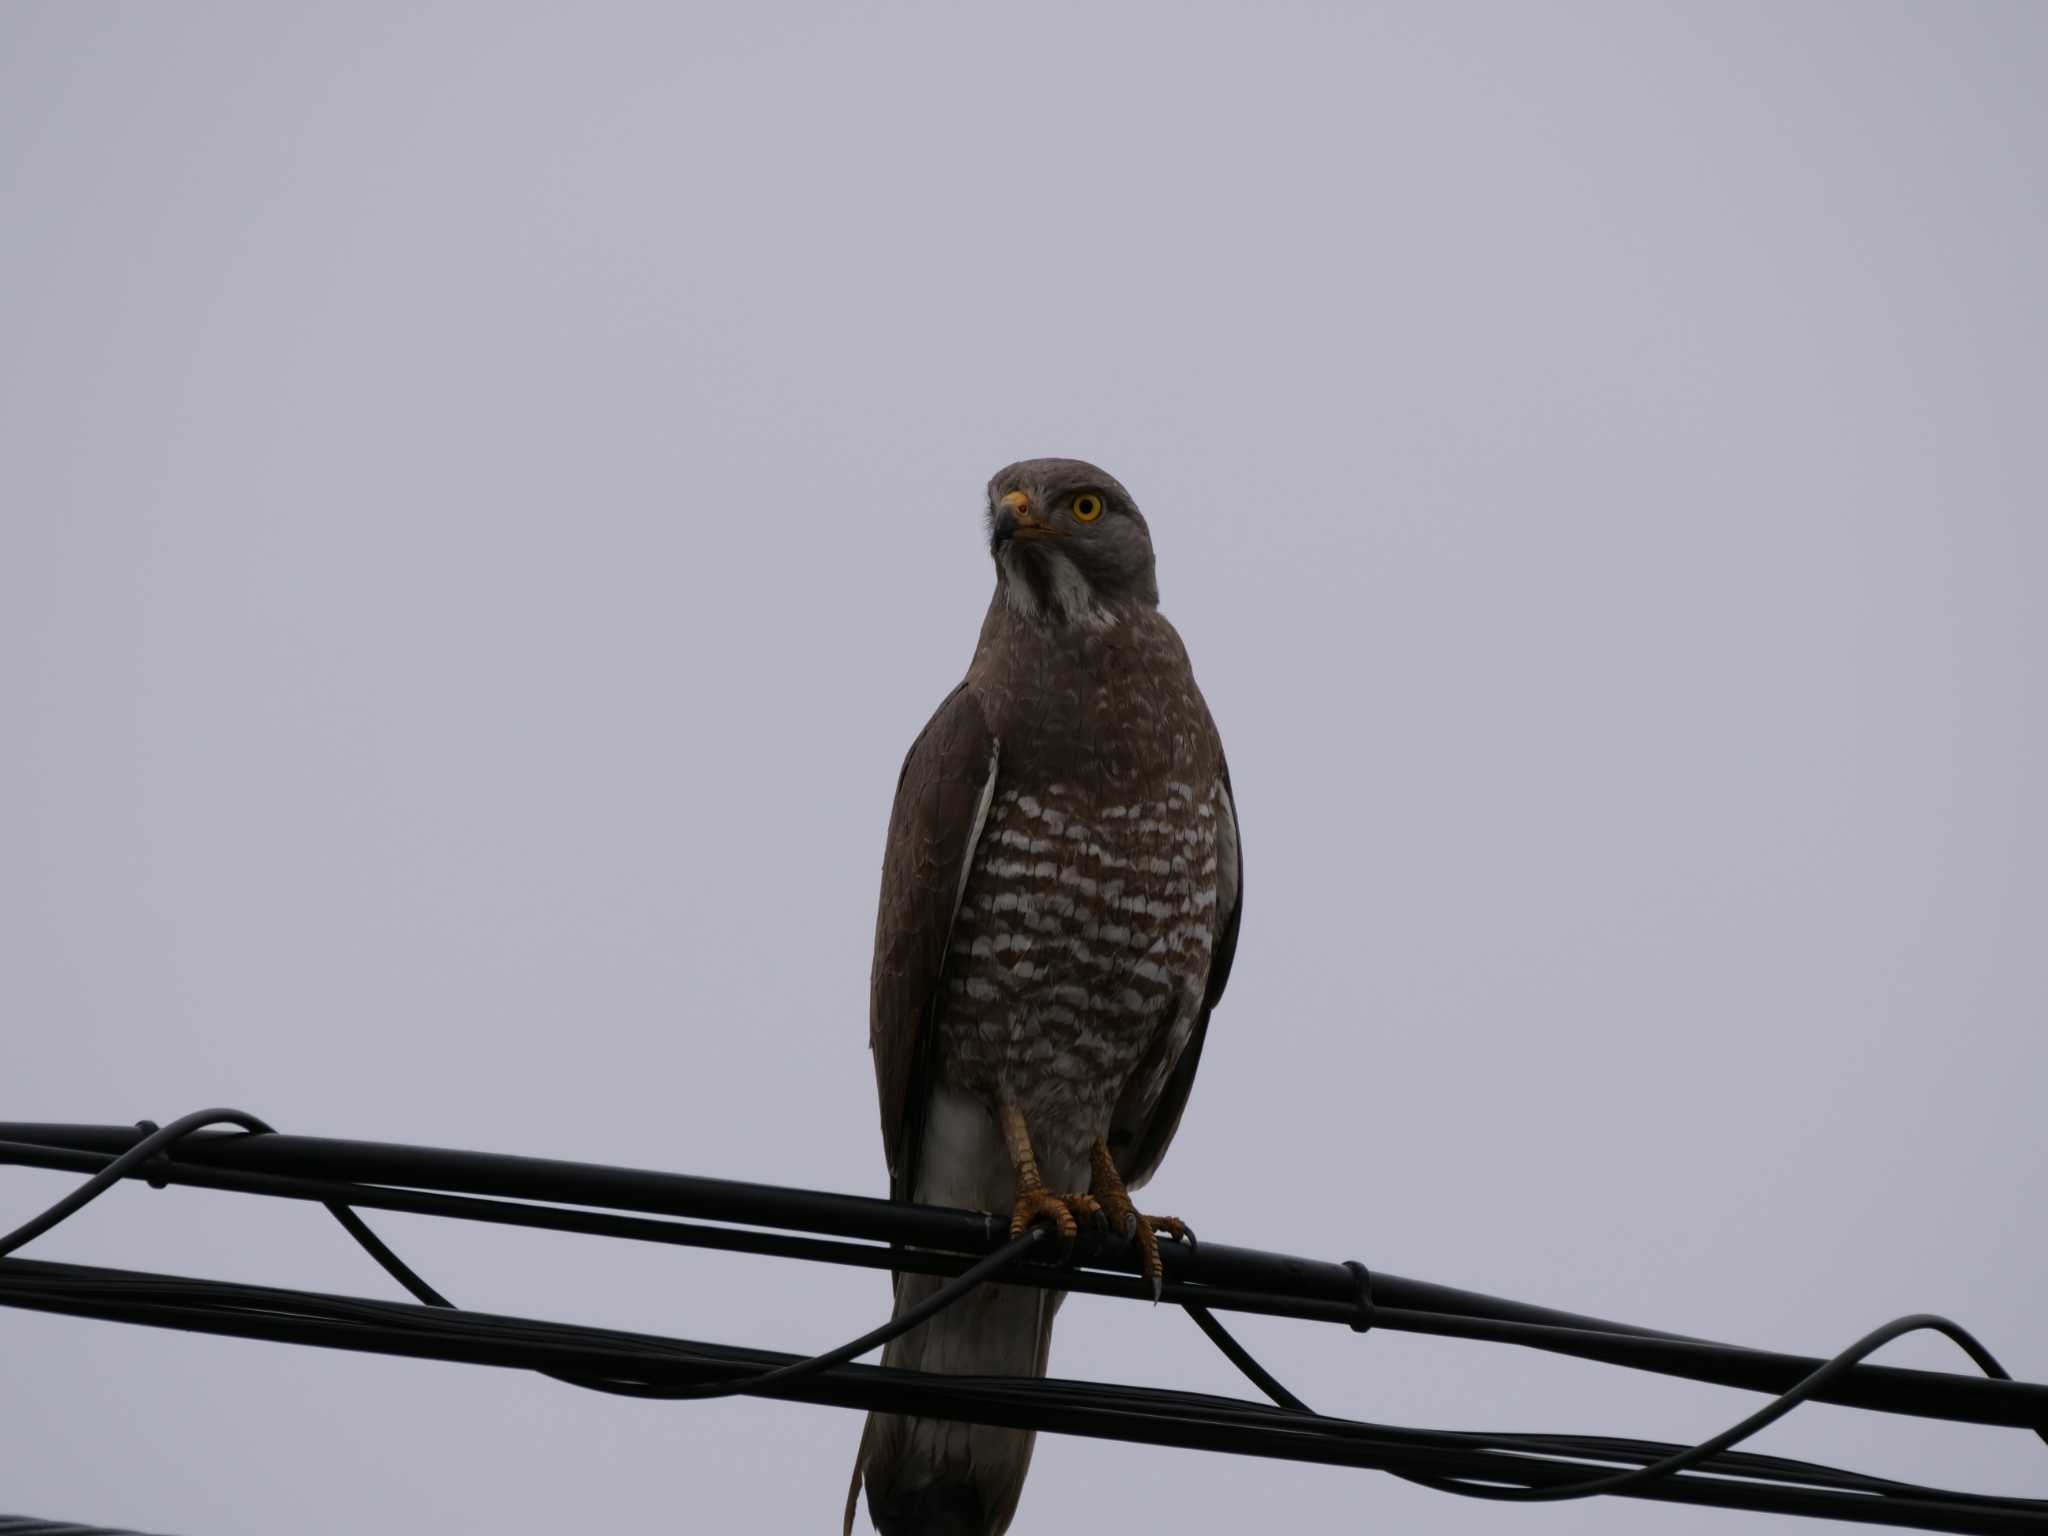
999 1104 1101 1248
1089 1137 1194 1301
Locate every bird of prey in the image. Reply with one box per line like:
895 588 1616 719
847 459 1243 1536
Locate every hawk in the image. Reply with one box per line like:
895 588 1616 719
847 459 1243 1536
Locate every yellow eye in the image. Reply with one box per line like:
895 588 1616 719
1072 493 1104 522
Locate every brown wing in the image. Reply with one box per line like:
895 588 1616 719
869 681 999 1202
1107 761 1243 1191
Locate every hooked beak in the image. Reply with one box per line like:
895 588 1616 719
992 489 1055 546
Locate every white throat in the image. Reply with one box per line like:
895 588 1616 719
999 548 1121 631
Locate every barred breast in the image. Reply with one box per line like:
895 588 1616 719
936 774 1223 1182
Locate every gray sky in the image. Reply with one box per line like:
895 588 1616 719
3 3 2044 1531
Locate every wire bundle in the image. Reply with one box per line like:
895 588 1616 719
2 1110 2044 1532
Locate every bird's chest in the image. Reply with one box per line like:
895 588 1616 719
937 775 1221 1123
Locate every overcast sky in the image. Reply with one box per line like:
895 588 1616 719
3 3 2044 1533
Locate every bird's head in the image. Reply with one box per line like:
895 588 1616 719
985 458 1159 620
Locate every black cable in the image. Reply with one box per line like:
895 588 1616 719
0 1111 272 1259
1181 1290 2048 1512
329 1168 1050 1400
16 1122 2048 1441
9 1111 2048 1478
1183 1302 1312 1412
4 1109 2046 1532
6 1125 2042 1435
1434 1314 2036 1502
5 1255 2045 1534
633 1231 1046 1401
4 1261 2048 1531
0 1112 1050 1407
320 1201 453 1307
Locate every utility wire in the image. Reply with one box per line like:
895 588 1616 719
0 1111 274 1260
4 1123 2038 1433
0 1111 1049 1408
5 1255 2043 1533
1181 1300 2043 1509
2 1111 2044 1533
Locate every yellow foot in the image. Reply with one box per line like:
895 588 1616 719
1090 1139 1196 1300
1008 1187 1103 1246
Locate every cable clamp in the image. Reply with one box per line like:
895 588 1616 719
132 1119 170 1190
1343 1260 1375 1333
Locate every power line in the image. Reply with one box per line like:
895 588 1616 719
4 1117 2039 1431
3 1254 2040 1533
1 1112 2043 1532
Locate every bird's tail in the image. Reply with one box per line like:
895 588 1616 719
846 1270 1061 1536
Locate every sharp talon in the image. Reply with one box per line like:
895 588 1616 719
1009 1188 1094 1259
1134 1217 1162 1295
1081 1136 1199 1301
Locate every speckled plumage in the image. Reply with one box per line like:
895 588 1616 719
938 611 1226 1189
850 460 1242 1536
